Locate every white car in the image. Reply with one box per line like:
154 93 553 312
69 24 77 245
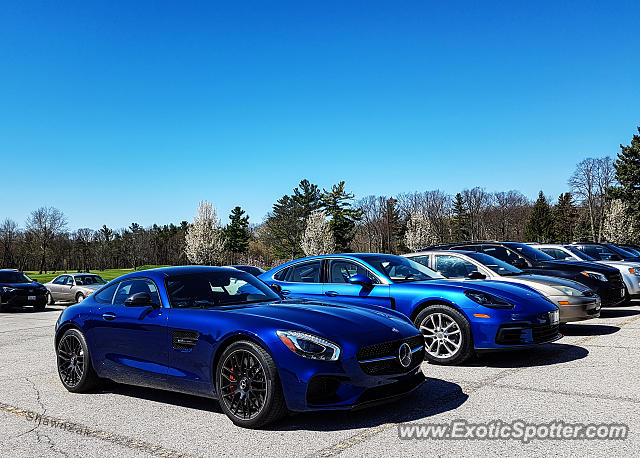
531 244 640 301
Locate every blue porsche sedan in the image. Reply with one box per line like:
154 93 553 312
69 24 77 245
54 266 426 428
260 254 562 365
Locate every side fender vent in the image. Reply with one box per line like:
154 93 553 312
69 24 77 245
172 330 199 350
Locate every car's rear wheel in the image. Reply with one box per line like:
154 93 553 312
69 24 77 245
414 304 473 365
75 293 85 304
216 340 288 428
56 328 99 392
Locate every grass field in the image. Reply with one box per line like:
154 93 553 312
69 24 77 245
25 265 170 284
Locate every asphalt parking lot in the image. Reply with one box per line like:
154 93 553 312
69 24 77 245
1 304 639 457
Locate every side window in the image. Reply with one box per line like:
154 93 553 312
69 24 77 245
94 282 119 304
540 248 568 260
327 260 379 284
53 276 66 285
288 261 322 283
65 276 74 285
410 255 430 267
481 246 521 264
113 279 161 306
435 255 477 278
273 267 290 281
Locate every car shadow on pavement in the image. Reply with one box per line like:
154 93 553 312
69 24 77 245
599 308 640 318
559 323 620 336
461 343 589 369
270 377 467 432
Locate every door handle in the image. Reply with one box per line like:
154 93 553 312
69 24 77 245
102 312 117 321
325 291 339 297
281 290 291 296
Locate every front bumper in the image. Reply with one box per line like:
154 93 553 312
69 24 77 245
551 296 601 323
276 334 427 412
0 292 47 308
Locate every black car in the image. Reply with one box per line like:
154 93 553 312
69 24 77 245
0 269 48 311
423 241 626 307
226 265 266 277
570 243 640 263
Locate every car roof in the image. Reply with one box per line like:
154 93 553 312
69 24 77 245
118 265 244 281
0 269 20 272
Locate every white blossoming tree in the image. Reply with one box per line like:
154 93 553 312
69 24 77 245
404 211 437 252
301 210 335 256
603 199 636 243
185 200 226 265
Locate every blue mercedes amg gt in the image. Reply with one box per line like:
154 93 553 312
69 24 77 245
54 266 426 428
260 254 562 365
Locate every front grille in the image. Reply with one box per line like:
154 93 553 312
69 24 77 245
496 323 560 345
605 272 624 288
357 335 424 375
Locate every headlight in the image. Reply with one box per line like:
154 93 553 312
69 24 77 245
1 287 16 294
580 271 608 282
552 285 584 296
629 267 640 277
464 290 514 309
276 330 341 361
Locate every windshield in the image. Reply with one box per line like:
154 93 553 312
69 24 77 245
356 254 444 282
0 271 32 283
604 244 637 258
466 252 523 276
564 246 595 261
503 243 554 261
621 245 640 256
165 270 280 308
75 275 107 286
575 244 623 261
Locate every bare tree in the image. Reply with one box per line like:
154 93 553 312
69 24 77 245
487 190 531 240
462 187 491 240
301 210 335 256
185 201 225 265
26 207 67 273
0 219 20 267
396 190 452 242
569 157 616 241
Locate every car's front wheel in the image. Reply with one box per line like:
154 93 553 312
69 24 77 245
414 304 473 365
45 292 54 305
56 328 99 392
75 293 85 304
216 340 288 428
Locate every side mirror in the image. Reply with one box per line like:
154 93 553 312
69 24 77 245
467 271 486 280
125 292 155 307
511 258 527 269
270 283 283 294
347 274 373 288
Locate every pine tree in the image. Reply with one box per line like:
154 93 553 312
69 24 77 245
611 126 640 238
526 191 554 242
451 193 469 241
553 192 578 243
225 206 250 262
322 181 362 252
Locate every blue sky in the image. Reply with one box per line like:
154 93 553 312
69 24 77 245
1 1 638 230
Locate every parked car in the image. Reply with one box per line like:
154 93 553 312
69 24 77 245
404 250 600 323
569 242 640 263
617 244 640 257
226 265 266 277
531 244 640 301
44 273 107 304
424 241 626 307
0 269 48 311
55 266 426 428
260 254 561 365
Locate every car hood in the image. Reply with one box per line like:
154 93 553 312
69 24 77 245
599 260 640 269
1 282 44 289
495 274 592 295
536 259 618 272
392 279 548 303
222 299 418 342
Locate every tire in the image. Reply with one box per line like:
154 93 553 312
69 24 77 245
75 293 85 304
45 292 54 305
33 300 46 312
414 304 474 365
56 328 99 393
216 340 288 428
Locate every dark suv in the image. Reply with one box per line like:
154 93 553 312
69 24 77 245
423 241 626 307
570 243 640 263
0 269 48 311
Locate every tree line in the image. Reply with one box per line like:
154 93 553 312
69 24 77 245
2 126 639 273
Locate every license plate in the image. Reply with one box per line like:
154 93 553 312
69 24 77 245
549 310 559 325
28 296 36 301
